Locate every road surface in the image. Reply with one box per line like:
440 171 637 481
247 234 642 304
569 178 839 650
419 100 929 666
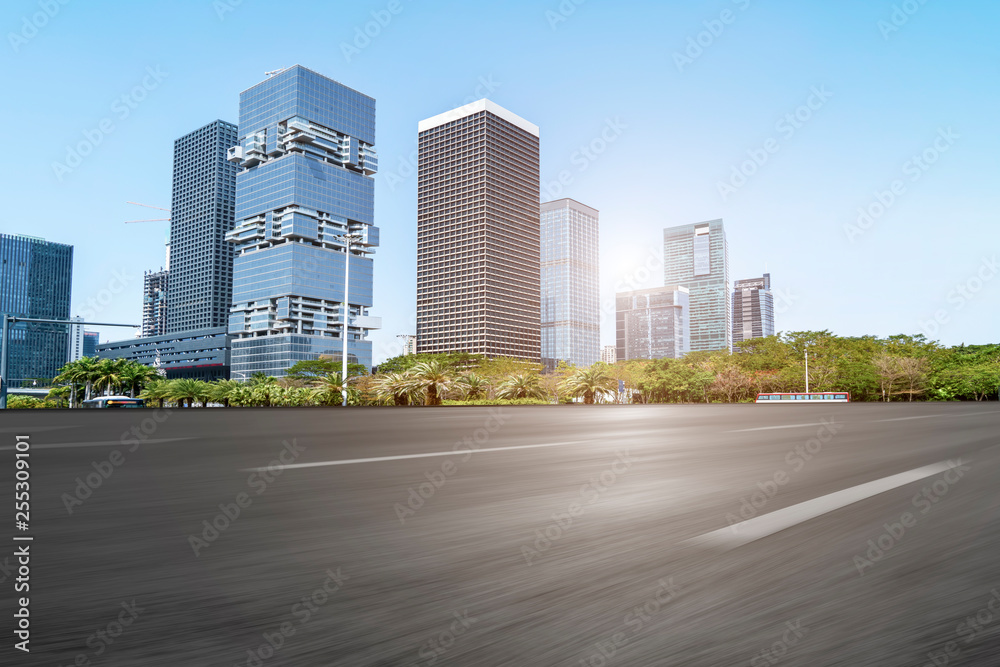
1 403 999 665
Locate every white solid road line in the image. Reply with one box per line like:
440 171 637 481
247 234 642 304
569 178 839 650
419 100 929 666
685 459 965 550
241 440 591 472
0 437 193 451
728 422 832 433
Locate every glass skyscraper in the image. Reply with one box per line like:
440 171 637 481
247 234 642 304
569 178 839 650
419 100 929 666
663 219 731 352
0 234 73 386
615 286 690 360
540 198 599 370
416 99 541 361
167 120 238 333
227 66 380 376
732 273 775 344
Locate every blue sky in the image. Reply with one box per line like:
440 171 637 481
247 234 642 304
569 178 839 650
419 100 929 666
2 0 997 362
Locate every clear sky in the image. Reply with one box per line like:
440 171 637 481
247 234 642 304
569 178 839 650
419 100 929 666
2 0 997 362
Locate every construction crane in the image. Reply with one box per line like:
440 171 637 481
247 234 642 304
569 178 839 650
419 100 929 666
125 201 171 224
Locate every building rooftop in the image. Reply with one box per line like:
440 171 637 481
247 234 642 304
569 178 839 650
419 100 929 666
418 99 539 136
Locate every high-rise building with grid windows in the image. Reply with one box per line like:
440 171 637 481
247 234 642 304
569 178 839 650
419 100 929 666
416 99 540 361
0 234 73 387
142 269 169 337
540 198 598 370
167 119 238 333
226 66 381 376
663 219 731 352
615 286 690 360
733 273 775 344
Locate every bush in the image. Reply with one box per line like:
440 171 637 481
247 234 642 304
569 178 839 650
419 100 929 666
6 396 60 409
441 398 551 406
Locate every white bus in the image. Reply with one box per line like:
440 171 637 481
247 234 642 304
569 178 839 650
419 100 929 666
756 392 850 403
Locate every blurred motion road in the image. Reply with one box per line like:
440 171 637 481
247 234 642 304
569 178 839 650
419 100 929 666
1 403 999 666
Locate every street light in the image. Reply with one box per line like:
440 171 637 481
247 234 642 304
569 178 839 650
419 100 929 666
334 233 364 407
804 345 810 393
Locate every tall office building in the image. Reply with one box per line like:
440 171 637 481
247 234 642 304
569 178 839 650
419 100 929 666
227 65 381 376
416 99 540 360
142 269 169 337
663 219 730 352
401 335 417 356
615 286 690 361
732 273 775 344
68 316 84 362
601 345 617 365
0 234 73 386
83 331 99 357
167 119 238 333
540 198 599 370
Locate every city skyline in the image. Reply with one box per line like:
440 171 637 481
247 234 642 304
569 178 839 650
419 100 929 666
3 2 997 363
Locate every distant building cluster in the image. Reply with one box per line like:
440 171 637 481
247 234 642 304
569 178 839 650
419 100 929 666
1 64 782 391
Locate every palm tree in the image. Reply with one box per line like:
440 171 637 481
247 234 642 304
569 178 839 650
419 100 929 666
310 372 354 406
561 366 616 404
371 372 417 406
496 373 546 400
93 358 128 396
209 379 241 407
71 356 101 402
408 360 453 406
140 379 171 408
119 361 160 398
455 373 490 400
53 359 87 407
167 379 210 408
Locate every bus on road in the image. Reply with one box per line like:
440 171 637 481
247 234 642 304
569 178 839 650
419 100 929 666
756 392 850 403
82 396 146 408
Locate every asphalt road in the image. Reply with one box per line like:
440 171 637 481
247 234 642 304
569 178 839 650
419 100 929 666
1 403 999 666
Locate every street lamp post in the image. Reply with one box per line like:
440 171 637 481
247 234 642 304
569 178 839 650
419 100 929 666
804 346 810 394
335 233 363 407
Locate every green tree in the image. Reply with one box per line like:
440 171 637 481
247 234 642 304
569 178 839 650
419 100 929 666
560 366 616 404
496 373 546 400
408 360 453 406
